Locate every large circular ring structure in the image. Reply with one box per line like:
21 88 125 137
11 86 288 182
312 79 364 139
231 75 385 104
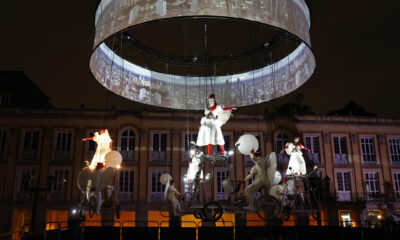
90 0 316 110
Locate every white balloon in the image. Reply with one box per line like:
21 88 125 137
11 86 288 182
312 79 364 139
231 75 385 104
105 151 122 168
272 171 282 185
236 134 259 155
160 173 172 185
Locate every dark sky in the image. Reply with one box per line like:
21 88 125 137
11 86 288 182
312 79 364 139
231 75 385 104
1 0 399 117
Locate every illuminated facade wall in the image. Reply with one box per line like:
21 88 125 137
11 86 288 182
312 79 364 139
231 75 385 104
1 108 400 233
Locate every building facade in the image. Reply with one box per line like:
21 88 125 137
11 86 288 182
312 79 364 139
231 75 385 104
1 73 400 235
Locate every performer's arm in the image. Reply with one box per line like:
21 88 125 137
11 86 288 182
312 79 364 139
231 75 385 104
244 167 256 182
82 137 93 141
222 107 237 111
280 145 289 153
300 144 311 152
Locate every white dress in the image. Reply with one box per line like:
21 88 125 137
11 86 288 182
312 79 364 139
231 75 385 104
196 105 225 146
285 143 307 176
89 130 112 169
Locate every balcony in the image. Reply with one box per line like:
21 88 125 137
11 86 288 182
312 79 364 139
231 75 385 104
277 153 289 163
16 191 33 201
118 192 133 202
307 153 320 164
49 192 67 202
120 150 135 161
54 151 70 161
335 154 349 164
337 192 352 202
150 192 163 202
21 150 37 160
151 151 166 161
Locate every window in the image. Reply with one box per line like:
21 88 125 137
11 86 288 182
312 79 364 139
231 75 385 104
339 211 353 227
333 136 348 164
336 171 351 201
184 133 197 161
152 133 167 161
54 131 71 161
16 168 37 200
361 137 376 163
48 169 69 201
305 136 320 164
216 170 229 200
119 170 134 202
276 132 289 162
365 172 380 200
21 130 40 160
150 170 165 201
389 138 400 164
0 130 6 160
394 173 400 200
120 129 135 161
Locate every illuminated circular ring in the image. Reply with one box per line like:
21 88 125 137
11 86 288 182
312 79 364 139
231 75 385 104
90 0 316 110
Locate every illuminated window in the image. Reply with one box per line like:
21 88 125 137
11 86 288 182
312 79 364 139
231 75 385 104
246 213 266 226
11 209 31 240
84 212 102 226
365 172 380 200
152 133 167 161
336 171 351 202
48 169 69 201
45 210 68 230
54 131 71 161
181 214 200 228
276 132 289 162
148 211 168 227
305 136 320 164
21 130 40 160
116 211 136 227
0 129 6 161
119 129 135 161
150 170 166 201
215 213 234 227
389 138 400 164
333 136 348 164
339 211 353 227
119 170 134 202
361 137 376 163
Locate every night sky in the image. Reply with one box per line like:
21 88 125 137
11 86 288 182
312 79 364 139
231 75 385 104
1 0 399 117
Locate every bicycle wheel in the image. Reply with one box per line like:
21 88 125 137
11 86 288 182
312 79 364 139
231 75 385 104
203 201 223 222
255 195 280 221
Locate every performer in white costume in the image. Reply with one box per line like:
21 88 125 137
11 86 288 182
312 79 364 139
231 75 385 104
186 145 203 182
82 129 113 169
243 149 278 211
196 93 236 155
280 137 310 176
167 179 182 216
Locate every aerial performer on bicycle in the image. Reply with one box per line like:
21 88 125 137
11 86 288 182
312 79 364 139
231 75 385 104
236 134 279 211
280 136 310 176
196 93 236 155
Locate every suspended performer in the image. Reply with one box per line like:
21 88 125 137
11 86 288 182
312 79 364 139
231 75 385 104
280 136 310 176
196 93 236 155
82 129 113 169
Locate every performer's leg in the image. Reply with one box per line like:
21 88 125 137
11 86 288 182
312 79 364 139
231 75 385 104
219 145 226 155
208 144 213 155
